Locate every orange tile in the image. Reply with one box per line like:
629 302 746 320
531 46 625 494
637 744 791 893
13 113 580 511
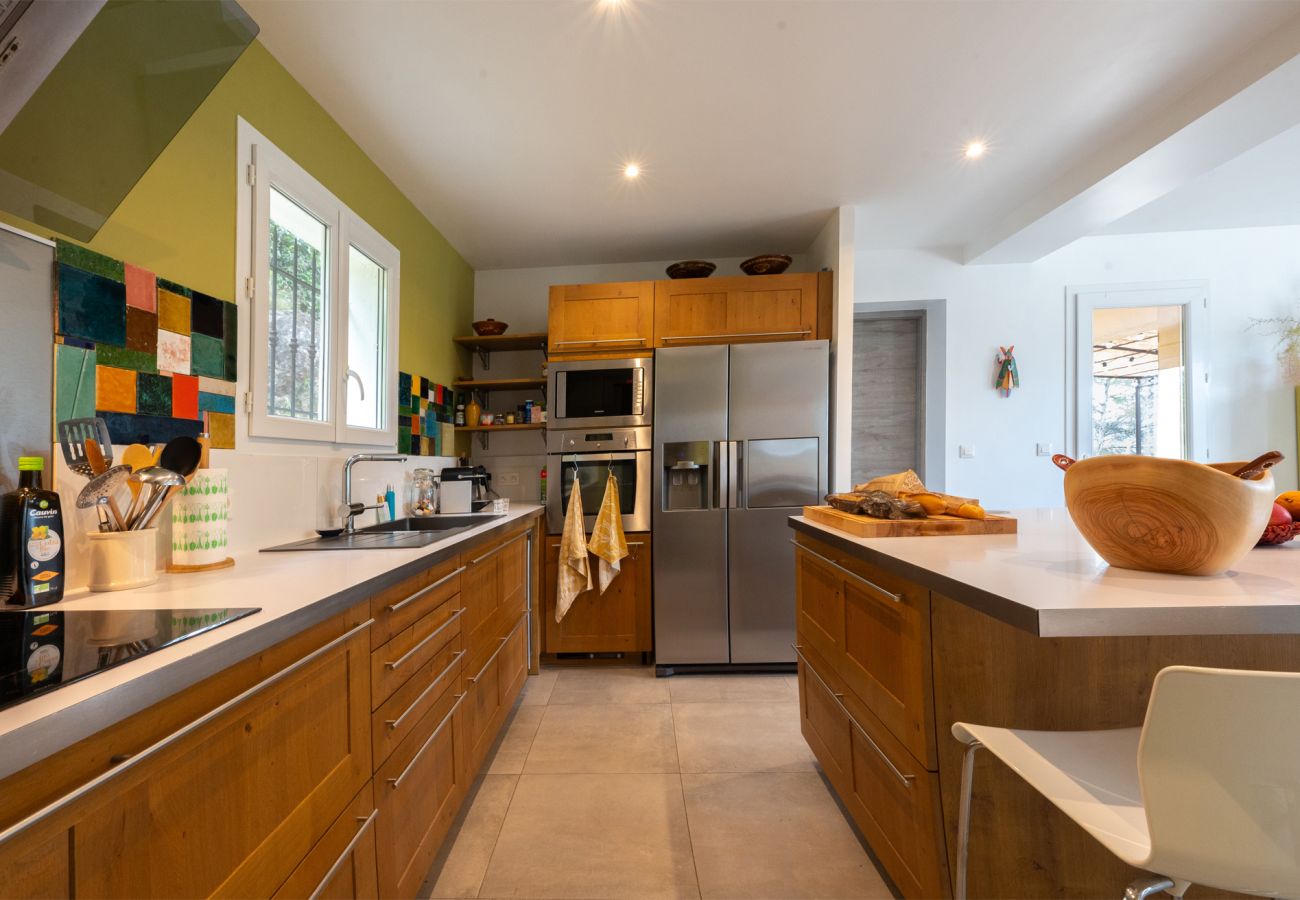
95 365 137 414
158 289 191 335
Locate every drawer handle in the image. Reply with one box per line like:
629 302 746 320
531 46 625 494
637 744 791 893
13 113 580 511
662 329 811 342
554 337 647 346
0 618 374 845
387 566 466 612
469 532 527 566
387 692 467 790
308 808 379 900
790 539 902 604
386 650 467 731
792 644 915 788
385 608 466 670
468 617 525 684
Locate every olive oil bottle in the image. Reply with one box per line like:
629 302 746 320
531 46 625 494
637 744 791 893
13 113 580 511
0 457 65 607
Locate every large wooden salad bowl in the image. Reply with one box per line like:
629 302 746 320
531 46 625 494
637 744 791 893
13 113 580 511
1063 455 1275 576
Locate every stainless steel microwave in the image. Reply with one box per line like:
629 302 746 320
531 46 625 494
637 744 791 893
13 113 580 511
547 357 652 429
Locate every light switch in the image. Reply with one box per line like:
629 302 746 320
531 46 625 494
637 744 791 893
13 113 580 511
498 472 520 486
959 445 975 459
1036 443 1053 457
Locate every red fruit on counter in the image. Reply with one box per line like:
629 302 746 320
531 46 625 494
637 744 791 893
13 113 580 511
1270 503 1293 526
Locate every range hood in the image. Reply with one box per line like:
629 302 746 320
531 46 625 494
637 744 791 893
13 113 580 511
0 0 257 240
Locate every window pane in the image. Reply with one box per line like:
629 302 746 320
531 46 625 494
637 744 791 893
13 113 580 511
267 187 329 422
1091 306 1185 457
347 245 387 430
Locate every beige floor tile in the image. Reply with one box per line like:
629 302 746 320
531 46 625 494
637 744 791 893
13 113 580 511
519 669 559 707
668 674 797 704
549 665 671 705
673 702 816 774
525 703 679 774
479 773 700 899
421 775 519 899
483 704 546 775
682 773 891 899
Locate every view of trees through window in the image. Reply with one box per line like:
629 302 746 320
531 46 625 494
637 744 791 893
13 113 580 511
1091 306 1185 458
267 188 329 422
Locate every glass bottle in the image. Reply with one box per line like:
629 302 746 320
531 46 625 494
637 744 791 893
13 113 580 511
407 468 437 517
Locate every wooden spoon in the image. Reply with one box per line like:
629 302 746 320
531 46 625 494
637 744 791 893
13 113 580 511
121 443 155 500
84 438 108 476
1231 451 1284 480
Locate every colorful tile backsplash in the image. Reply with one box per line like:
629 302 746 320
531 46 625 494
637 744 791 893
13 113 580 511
398 370 457 456
53 240 238 449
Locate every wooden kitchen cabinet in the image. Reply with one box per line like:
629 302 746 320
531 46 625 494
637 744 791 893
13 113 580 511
548 281 654 358
653 272 827 347
0 828 70 898
274 782 379 900
542 533 652 655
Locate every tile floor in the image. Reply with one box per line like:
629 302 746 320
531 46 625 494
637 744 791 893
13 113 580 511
421 666 893 900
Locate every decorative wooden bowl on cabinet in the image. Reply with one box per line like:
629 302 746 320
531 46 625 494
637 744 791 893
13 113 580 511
1063 455 1275 576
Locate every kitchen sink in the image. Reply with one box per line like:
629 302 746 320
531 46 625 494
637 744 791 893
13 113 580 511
262 514 504 552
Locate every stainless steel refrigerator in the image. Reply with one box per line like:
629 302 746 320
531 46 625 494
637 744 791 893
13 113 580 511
653 341 829 673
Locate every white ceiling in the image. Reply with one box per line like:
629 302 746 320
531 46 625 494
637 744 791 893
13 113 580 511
1098 121 1300 236
244 0 1300 270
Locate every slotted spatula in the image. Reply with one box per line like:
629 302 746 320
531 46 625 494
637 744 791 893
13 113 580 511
57 418 114 478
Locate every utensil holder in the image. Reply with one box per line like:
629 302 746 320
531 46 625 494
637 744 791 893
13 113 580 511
88 529 158 592
170 468 230 568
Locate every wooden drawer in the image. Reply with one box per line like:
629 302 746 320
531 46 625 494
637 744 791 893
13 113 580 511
273 782 378 900
372 638 465 769
461 530 528 652
0 827 69 899
371 597 464 710
375 686 469 898
795 538 937 768
71 615 373 899
370 555 464 649
795 641 949 899
497 613 529 707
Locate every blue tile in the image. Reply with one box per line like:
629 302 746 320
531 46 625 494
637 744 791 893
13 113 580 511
57 264 126 346
99 411 202 446
398 371 412 409
198 391 236 415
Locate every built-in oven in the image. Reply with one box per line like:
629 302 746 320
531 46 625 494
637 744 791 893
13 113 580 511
547 357 652 430
546 426 651 534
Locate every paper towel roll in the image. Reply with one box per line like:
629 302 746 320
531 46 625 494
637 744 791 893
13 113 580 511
171 468 230 567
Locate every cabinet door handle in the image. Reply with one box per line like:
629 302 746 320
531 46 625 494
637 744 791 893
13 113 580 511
387 692 467 790
791 644 915 788
387 567 466 612
554 337 647 346
469 617 524 684
469 532 527 566
0 618 374 845
790 539 902 604
385 608 466 670
385 650 467 731
308 808 379 900
662 329 811 342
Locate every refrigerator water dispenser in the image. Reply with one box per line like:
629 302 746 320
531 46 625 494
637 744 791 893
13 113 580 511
661 441 711 511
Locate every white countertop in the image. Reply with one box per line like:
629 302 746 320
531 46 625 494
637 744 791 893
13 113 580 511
0 505 542 781
790 507 1300 638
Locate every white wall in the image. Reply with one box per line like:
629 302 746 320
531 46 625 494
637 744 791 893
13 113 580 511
808 207 856 491
856 224 1300 508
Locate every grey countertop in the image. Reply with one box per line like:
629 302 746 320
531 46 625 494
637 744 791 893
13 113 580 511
790 507 1300 638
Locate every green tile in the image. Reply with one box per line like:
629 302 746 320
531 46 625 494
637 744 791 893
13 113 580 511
398 426 412 454
55 240 124 282
55 344 97 422
96 344 158 374
190 333 225 379
156 277 192 298
222 301 238 381
136 372 172 417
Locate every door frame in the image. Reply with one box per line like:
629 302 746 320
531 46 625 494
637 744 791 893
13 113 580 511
851 300 947 490
1065 281 1209 462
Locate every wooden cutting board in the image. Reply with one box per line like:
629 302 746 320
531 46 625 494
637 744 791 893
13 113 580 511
802 505 1017 537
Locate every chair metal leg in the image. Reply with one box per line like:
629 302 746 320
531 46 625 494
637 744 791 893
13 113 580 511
1123 876 1176 900
955 740 983 900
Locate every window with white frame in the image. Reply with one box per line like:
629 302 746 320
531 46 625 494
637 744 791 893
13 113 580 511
238 119 399 446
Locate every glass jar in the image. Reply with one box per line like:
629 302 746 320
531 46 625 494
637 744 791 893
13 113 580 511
407 468 437 517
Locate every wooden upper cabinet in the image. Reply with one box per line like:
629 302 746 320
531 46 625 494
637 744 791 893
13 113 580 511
548 281 654 357
654 272 826 347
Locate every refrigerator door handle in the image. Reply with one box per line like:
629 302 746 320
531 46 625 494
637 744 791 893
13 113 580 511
734 441 744 509
724 441 741 509
715 441 728 509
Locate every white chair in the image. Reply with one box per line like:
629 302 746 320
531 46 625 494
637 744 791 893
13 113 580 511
952 665 1300 899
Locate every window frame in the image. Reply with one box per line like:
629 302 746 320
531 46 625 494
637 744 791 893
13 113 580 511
238 118 400 447
1066 281 1208 462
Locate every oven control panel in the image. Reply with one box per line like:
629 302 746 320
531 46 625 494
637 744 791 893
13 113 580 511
548 426 650 454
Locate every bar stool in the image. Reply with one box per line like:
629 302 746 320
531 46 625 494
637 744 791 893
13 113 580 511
951 665 1300 899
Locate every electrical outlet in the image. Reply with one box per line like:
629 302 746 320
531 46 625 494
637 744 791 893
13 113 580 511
1036 442 1054 457
498 472 520 486
959 445 975 459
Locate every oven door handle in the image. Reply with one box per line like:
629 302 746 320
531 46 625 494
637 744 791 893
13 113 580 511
560 452 640 463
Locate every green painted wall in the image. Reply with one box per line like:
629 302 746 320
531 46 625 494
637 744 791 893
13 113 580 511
0 40 473 385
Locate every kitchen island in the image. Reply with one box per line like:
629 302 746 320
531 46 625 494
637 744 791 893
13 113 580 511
0 505 544 900
789 508 1300 899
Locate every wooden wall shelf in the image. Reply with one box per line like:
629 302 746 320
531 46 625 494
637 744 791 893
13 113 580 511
452 377 546 393
453 332 548 369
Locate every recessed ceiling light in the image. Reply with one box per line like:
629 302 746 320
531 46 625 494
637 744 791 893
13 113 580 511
964 140 987 160
624 163 641 179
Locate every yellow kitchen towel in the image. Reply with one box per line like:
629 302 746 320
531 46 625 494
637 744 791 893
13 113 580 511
588 473 629 594
556 480 591 622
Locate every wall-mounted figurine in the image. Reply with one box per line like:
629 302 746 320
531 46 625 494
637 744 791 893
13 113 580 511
995 345 1019 397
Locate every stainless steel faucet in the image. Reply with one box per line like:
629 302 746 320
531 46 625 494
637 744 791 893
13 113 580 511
341 453 407 533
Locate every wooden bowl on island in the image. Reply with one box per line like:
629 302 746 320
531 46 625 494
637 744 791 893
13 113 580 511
1062 455 1275 576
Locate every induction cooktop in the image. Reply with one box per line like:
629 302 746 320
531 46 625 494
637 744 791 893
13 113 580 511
0 606 260 712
